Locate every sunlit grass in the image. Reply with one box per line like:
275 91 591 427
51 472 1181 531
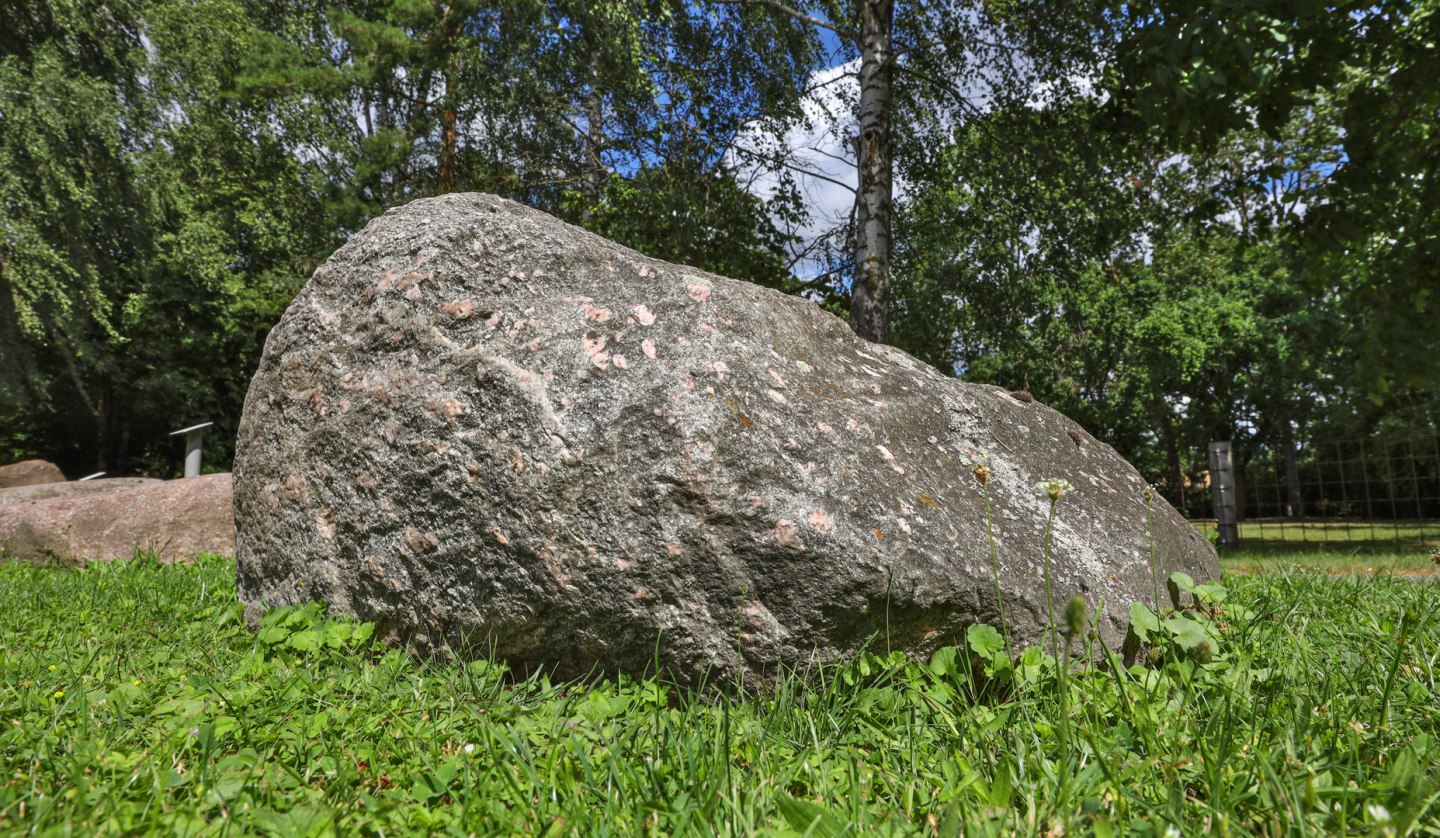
1 555 1436 835
1222 549 1438 577
1194 516 1440 557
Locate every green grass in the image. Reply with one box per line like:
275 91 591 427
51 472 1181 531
1236 519 1440 546
1222 549 1439 577
3 556 1438 836
1194 518 1440 555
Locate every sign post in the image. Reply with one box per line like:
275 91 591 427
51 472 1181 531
170 422 214 478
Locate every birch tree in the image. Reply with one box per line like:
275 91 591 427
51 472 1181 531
716 0 1099 344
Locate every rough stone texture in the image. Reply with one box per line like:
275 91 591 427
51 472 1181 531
0 459 65 489
0 477 160 508
0 474 235 563
235 193 1218 685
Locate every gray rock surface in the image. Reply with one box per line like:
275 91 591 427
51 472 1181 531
0 459 65 489
0 474 234 563
234 193 1217 685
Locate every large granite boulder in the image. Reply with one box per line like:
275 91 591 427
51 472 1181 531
0 459 65 489
235 193 1217 685
0 475 234 563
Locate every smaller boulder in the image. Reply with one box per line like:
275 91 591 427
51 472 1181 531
0 460 65 489
0 474 234 563
0 478 160 508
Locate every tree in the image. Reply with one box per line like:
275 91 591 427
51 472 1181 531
0 0 328 474
1107 0 1440 391
237 1 812 287
1 0 154 469
714 0 1101 344
892 87 1366 502
3 0 818 472
544 1 816 290
892 100 1146 373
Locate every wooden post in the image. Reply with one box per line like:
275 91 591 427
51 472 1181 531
1209 441 1239 549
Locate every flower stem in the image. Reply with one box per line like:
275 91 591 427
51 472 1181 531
1147 490 1160 612
982 483 1010 654
1042 497 1059 658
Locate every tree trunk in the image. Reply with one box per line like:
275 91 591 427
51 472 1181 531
438 11 462 194
1158 406 1185 511
439 78 457 193
850 0 894 344
115 417 130 476
581 47 605 224
95 387 110 473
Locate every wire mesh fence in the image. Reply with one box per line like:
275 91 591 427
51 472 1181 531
1178 434 1440 552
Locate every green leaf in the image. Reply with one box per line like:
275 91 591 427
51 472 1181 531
1129 602 1161 642
966 623 1005 659
1016 646 1049 685
929 646 959 677
255 624 288 646
409 777 441 802
1384 745 1428 835
775 795 846 838
320 621 350 647
1192 582 1227 604
1162 615 1209 650
285 629 321 652
987 760 1014 807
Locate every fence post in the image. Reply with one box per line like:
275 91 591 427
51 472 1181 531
1284 427 1304 517
1209 441 1239 550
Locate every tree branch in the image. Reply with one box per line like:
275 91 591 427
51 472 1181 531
732 144 857 195
892 62 987 121
714 0 859 43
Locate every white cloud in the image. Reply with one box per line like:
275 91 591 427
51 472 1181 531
730 47 1099 281
730 60 860 278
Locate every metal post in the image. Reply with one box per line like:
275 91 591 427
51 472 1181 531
170 422 214 478
1209 441 1239 550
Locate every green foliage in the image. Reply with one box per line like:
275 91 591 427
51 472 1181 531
236 0 812 280
0 0 814 474
964 622 1005 659
254 602 375 656
2 0 1434 480
900 100 1361 492
1107 0 1440 391
1127 574 1227 664
0 0 329 474
579 168 802 295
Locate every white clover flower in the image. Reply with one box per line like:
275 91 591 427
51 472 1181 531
1035 478 1075 501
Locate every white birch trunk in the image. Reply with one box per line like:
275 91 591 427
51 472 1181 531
851 0 894 343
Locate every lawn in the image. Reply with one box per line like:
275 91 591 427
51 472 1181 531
1195 518 1440 556
2 555 1436 836
1222 549 1440 578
